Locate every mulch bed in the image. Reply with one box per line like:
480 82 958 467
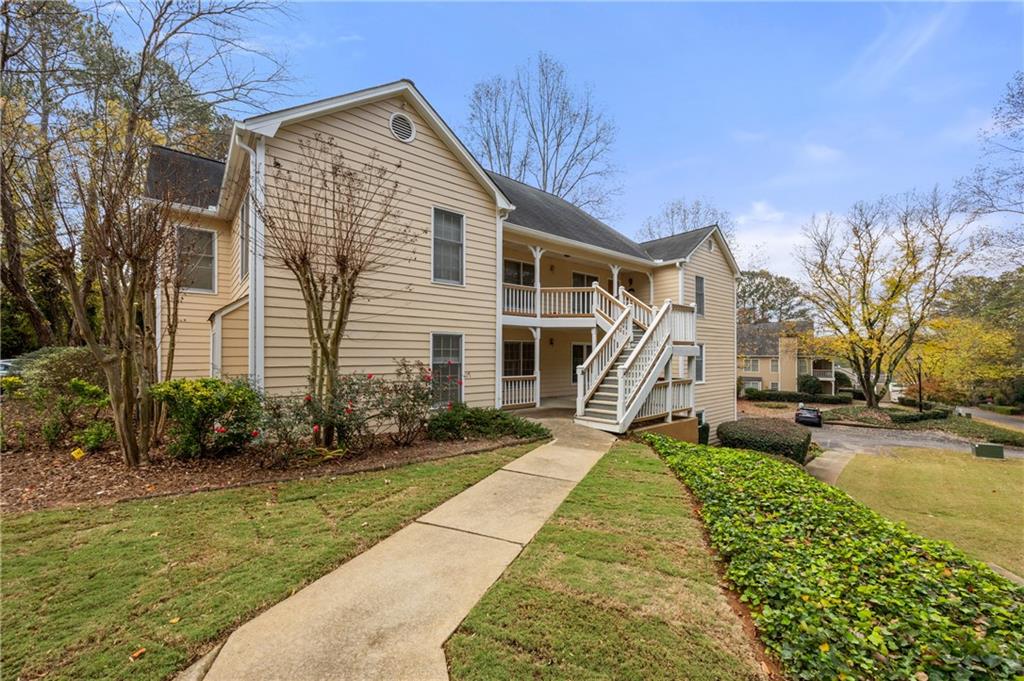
1 399 537 513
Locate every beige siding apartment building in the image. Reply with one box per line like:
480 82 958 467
737 321 836 395
148 80 740 436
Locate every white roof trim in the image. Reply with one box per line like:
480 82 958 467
504 222 655 268
237 80 513 212
650 226 741 275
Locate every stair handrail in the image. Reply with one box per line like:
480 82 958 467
616 300 673 419
576 304 633 415
592 283 625 323
617 289 654 328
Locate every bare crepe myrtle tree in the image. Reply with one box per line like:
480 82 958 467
254 134 417 448
36 0 286 467
797 189 975 407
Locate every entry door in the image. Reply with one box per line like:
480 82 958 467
571 343 593 383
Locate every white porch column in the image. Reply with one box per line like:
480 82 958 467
590 326 597 349
531 326 541 408
646 272 655 306
609 264 621 295
530 245 545 319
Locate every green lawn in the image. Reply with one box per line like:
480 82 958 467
823 407 1024 446
445 441 766 681
836 447 1024 576
1 444 535 681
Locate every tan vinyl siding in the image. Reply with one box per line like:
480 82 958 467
162 215 232 379
261 97 499 404
737 355 779 390
651 264 679 306
687 237 738 440
221 301 249 378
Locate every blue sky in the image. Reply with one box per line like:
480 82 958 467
261 2 1021 276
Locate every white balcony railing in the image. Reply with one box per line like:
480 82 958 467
635 379 693 421
540 287 594 317
813 368 834 379
503 284 536 316
502 375 537 407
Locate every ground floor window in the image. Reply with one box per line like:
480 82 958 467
771 381 779 390
696 410 706 426
503 341 535 377
694 344 705 383
431 332 463 406
571 343 592 383
741 378 761 391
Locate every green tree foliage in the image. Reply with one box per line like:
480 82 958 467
737 269 810 323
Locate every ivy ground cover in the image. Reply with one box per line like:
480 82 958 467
644 435 1024 681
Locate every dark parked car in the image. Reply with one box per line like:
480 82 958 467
795 406 823 427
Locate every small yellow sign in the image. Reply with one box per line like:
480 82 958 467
70 448 86 460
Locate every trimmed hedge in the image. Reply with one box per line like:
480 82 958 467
888 407 951 424
744 388 851 405
717 417 811 463
979 404 1023 416
896 396 946 410
644 435 1024 681
427 402 550 442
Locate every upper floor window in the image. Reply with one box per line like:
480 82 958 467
743 358 759 372
178 226 216 293
694 275 705 316
240 197 250 280
503 259 535 286
770 358 779 373
433 208 464 285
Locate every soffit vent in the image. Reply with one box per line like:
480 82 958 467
389 112 415 143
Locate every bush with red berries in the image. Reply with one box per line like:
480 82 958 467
150 377 262 458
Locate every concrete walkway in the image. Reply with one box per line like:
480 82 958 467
193 416 614 681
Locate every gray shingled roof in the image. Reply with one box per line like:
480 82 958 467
145 145 225 209
640 225 717 261
738 320 813 356
487 171 652 260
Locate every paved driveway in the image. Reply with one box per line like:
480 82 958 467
960 406 1024 433
810 423 1024 459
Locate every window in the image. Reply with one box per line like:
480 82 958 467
770 358 779 373
742 358 759 372
431 333 463 405
741 378 761 391
503 341 535 377
694 343 705 383
239 197 250 280
770 382 779 390
503 259 535 286
432 208 464 284
571 272 599 288
694 276 705 316
571 343 592 383
798 358 811 375
178 227 215 292
696 410 706 426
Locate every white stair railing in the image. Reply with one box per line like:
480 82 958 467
616 300 673 421
576 305 633 415
670 304 695 343
618 288 654 329
592 284 626 325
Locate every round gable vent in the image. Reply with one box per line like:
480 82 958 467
389 112 416 143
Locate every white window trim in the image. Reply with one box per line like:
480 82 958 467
770 358 779 373
742 378 762 390
743 358 759 372
503 258 535 286
430 331 465 404
178 225 218 295
695 343 706 384
694 275 705 317
502 339 535 377
570 342 592 384
431 206 466 287
770 382 780 391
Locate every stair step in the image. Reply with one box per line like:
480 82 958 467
585 406 616 417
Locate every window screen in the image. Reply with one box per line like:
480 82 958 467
502 341 535 377
695 276 705 315
503 260 535 286
431 333 463 405
433 208 464 284
178 227 215 292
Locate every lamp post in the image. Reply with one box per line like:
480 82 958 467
916 355 923 413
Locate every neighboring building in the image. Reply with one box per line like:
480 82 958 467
146 80 740 435
737 321 836 394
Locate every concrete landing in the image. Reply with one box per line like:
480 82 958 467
194 419 615 681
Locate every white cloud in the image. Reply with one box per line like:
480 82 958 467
733 201 808 277
800 143 843 164
837 5 957 95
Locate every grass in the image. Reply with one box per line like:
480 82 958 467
824 406 1024 446
836 447 1024 577
759 402 789 409
445 441 766 681
1 443 535 681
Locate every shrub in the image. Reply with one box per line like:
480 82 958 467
426 402 549 442
797 373 823 395
888 407 951 424
744 388 851 405
896 396 939 410
259 393 313 458
716 417 812 463
19 346 106 396
834 371 851 389
979 404 1023 416
75 421 116 452
41 418 63 449
0 376 25 396
645 435 1024 681
304 373 383 453
378 359 433 446
150 378 261 458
